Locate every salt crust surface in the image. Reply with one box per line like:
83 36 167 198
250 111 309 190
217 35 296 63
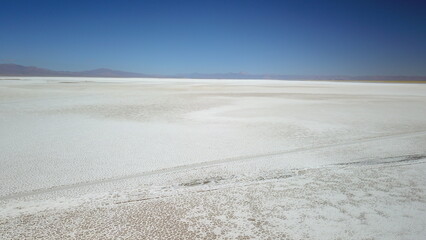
0 77 425 239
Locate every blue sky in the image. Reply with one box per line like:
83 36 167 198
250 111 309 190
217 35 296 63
1 0 425 75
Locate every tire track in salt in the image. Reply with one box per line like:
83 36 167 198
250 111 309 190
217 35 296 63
2 129 426 201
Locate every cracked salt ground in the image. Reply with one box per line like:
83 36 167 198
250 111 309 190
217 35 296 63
1 159 425 239
1 77 426 239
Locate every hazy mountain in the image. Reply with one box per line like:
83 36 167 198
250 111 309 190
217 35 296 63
179 72 259 79
0 64 154 78
77 68 154 78
179 72 426 81
0 64 72 76
1 64 426 81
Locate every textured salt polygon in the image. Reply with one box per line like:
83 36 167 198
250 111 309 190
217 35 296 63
0 77 425 239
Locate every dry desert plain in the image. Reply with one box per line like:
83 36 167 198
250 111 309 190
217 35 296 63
0 77 426 239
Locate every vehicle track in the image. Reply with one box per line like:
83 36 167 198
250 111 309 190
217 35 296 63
114 154 426 205
1 129 426 201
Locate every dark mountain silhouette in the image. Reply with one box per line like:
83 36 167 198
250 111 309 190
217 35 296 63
1 64 426 81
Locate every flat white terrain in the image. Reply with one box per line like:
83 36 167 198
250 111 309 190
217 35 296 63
0 77 425 239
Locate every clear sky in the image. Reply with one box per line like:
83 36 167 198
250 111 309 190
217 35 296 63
1 0 425 75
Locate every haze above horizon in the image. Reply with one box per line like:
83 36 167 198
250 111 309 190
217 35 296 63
1 0 425 76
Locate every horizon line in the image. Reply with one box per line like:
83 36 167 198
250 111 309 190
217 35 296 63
1 63 426 80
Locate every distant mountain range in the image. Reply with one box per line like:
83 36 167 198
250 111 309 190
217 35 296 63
1 64 426 81
0 64 157 78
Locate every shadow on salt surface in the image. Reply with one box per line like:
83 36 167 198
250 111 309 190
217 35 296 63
178 171 294 188
335 154 426 167
177 154 426 190
180 176 226 187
